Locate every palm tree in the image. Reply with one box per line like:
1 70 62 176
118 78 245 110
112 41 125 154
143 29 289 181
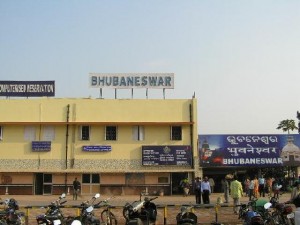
276 119 298 182
276 119 298 134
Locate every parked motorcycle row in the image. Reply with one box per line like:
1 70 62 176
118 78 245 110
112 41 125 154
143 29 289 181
5 192 300 225
238 196 297 225
2 193 161 225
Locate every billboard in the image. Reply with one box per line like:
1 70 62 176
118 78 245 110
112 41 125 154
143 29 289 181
0 81 55 97
199 134 300 167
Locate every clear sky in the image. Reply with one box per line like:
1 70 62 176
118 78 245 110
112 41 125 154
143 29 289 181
1 1 300 134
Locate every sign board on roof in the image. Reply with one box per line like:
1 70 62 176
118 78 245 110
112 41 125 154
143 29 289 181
89 73 174 89
0 81 55 97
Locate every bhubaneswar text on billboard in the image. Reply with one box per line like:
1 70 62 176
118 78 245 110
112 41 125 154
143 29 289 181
199 134 300 167
89 73 174 89
0 81 55 97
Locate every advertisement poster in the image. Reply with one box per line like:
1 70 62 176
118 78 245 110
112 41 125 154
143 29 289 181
199 134 300 167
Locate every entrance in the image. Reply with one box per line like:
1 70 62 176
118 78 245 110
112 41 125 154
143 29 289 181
171 172 188 195
35 173 53 195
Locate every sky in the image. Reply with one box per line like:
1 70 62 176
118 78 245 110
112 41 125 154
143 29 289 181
1 1 300 135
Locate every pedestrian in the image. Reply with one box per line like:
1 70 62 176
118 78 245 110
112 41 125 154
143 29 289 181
180 178 190 197
230 175 243 215
266 177 273 197
248 178 255 201
73 177 81 200
258 175 266 197
243 177 250 197
253 176 259 198
289 181 300 203
272 180 281 199
201 176 211 204
224 175 231 203
208 177 215 193
193 177 202 204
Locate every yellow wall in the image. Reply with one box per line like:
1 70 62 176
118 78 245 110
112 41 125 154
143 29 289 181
0 98 193 123
0 98 198 176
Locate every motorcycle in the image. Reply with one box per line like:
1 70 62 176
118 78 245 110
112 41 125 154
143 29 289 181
70 193 101 225
123 194 158 225
175 205 197 225
36 193 72 225
274 202 294 225
237 197 265 225
0 198 25 225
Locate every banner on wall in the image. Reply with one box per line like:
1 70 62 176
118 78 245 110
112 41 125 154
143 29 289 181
198 134 300 167
142 145 192 166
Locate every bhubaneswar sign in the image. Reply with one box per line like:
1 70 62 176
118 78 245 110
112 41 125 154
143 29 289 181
199 134 300 167
0 81 55 97
89 73 174 89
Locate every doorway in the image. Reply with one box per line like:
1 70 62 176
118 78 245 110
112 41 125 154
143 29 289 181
171 172 188 195
35 173 53 195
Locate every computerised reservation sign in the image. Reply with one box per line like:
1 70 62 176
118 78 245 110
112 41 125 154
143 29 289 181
89 73 174 89
199 134 300 167
0 81 55 97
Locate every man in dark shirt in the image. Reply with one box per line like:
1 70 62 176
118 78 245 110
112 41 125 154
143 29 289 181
193 177 202 204
73 178 81 200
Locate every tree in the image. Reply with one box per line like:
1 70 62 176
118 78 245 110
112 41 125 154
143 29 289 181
276 119 298 134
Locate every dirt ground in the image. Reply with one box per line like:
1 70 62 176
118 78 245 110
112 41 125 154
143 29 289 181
2 192 292 225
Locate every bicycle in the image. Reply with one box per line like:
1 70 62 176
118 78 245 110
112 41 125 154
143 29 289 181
100 196 118 225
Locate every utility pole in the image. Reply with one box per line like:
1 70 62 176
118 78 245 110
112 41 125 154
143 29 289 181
297 111 300 133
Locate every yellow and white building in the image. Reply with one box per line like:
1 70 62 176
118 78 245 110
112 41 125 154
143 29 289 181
0 97 200 195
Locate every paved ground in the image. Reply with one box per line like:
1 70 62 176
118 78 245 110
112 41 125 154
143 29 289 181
0 192 293 225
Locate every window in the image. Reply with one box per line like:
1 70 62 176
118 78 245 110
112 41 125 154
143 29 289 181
171 126 182 140
80 126 90 140
105 126 117 140
0 126 2 140
158 177 169 184
42 126 55 141
82 174 100 184
24 126 36 141
132 125 144 141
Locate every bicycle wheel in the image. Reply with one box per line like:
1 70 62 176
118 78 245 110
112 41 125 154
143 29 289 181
101 209 117 225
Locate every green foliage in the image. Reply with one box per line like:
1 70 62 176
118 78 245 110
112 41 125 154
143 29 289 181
277 119 298 134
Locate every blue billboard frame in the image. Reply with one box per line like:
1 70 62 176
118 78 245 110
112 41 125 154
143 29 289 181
198 134 300 167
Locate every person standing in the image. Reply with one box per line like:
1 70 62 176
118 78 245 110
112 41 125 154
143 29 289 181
208 177 215 193
289 181 300 202
193 177 202 204
180 178 190 197
253 176 259 198
272 180 282 199
201 176 211 204
243 177 250 197
258 175 266 197
248 178 255 201
266 177 273 197
230 175 243 215
73 177 81 200
224 176 231 203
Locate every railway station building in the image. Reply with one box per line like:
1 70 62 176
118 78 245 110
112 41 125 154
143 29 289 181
0 96 199 195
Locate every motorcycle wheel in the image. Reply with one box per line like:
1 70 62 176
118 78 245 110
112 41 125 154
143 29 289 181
17 215 26 225
101 210 117 225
